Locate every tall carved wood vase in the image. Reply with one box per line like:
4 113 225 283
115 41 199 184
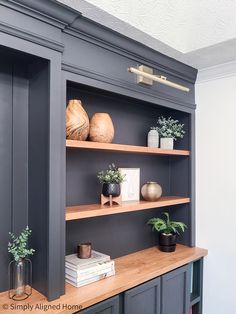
89 113 114 143
66 99 89 141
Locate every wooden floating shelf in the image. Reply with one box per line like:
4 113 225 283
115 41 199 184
66 140 190 156
66 196 190 220
0 245 208 313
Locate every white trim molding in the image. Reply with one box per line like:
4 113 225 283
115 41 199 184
197 60 236 83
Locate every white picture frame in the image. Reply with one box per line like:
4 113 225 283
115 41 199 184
119 168 140 202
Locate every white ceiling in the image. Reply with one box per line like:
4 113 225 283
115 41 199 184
58 0 236 69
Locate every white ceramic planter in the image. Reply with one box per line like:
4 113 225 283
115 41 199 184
147 129 159 147
160 138 174 150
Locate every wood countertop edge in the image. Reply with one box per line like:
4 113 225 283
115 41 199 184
0 246 208 314
66 246 208 311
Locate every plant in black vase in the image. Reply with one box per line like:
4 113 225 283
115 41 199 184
148 212 187 252
97 163 125 197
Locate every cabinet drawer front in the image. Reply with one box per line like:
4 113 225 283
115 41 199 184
161 265 190 314
77 295 119 314
124 277 161 314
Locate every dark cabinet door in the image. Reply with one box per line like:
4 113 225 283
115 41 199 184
161 265 190 314
77 296 119 314
124 277 161 314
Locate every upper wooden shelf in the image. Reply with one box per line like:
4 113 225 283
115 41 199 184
66 196 190 220
66 140 190 156
0 245 208 313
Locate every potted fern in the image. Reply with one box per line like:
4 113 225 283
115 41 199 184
153 116 185 149
148 212 187 252
97 163 125 197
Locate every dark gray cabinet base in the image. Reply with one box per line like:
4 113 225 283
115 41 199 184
78 296 119 314
124 277 161 314
162 265 190 314
79 265 191 314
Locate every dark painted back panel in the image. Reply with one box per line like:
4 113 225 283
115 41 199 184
0 59 13 292
0 46 51 295
0 52 33 292
28 59 49 296
66 205 188 259
66 82 191 257
66 151 171 206
67 83 189 149
12 63 29 234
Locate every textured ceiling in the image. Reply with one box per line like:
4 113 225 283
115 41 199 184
57 0 236 69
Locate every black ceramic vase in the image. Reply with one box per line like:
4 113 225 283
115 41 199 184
159 233 177 252
102 183 120 197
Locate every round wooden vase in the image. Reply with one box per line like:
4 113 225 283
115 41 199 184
89 113 114 143
66 99 89 141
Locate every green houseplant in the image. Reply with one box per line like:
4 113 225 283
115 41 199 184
97 163 125 197
8 226 35 300
148 212 187 252
8 226 35 262
154 116 185 149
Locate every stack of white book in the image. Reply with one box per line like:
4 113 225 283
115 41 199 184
65 250 115 288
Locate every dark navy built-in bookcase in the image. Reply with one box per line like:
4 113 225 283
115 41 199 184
0 0 206 313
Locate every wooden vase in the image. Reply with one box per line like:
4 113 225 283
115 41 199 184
66 99 89 141
89 113 114 143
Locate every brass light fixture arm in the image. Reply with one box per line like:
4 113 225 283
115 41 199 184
128 66 190 92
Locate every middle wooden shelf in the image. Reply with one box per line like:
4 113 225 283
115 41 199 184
66 196 190 220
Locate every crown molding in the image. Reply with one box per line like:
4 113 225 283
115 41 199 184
0 0 79 28
0 21 64 52
67 16 197 84
197 60 236 83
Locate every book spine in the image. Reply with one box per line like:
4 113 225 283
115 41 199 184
66 270 115 288
66 263 115 283
65 256 110 271
66 260 115 276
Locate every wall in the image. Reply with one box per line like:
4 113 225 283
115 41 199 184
196 63 236 314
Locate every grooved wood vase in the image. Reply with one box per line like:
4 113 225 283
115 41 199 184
66 99 89 140
89 113 114 143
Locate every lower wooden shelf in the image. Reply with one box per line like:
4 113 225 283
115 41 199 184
66 196 190 220
0 245 208 314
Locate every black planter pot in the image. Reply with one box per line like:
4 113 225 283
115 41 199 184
102 183 120 197
159 233 177 252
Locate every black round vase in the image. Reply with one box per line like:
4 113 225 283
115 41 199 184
159 233 176 252
102 183 120 197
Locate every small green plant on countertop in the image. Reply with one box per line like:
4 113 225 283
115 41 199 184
148 212 187 235
8 226 35 261
97 163 125 184
152 116 185 140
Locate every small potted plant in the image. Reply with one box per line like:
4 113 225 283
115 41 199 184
148 212 187 252
153 116 185 149
8 226 35 300
97 163 125 197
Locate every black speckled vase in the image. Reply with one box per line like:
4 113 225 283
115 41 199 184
102 183 120 197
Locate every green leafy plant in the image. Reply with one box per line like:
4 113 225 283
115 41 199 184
97 163 125 184
8 226 35 262
148 212 187 235
152 116 185 140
